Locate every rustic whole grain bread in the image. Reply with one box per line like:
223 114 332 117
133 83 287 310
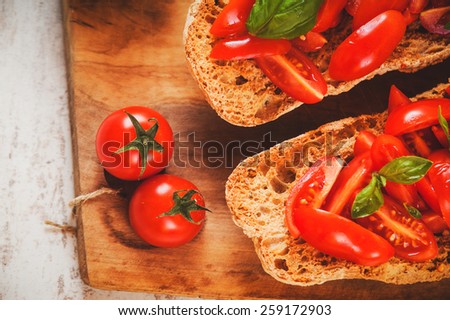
225 83 450 286
184 0 450 127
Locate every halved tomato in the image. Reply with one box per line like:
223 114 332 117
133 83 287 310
209 0 255 37
384 98 450 136
328 10 406 81
323 152 373 215
285 157 343 238
210 34 291 60
293 206 394 266
352 0 410 30
357 195 438 262
312 0 347 33
255 48 327 104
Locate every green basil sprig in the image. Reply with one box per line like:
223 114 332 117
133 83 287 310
403 203 422 219
246 0 324 40
351 156 432 219
438 105 450 150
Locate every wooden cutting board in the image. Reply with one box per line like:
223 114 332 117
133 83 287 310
63 0 450 299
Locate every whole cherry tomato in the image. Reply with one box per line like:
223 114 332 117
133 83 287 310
129 174 208 248
329 10 406 81
352 0 409 29
96 106 174 181
312 0 347 33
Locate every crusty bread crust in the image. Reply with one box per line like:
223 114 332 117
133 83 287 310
225 83 450 286
184 0 450 127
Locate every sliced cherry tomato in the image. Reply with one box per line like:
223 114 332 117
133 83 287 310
352 0 410 30
354 130 376 156
255 48 327 104
357 195 438 262
409 0 430 14
345 0 360 17
210 34 291 60
291 32 327 53
209 0 255 37
384 98 450 136
420 6 450 35
422 211 449 234
428 149 450 228
323 152 373 215
388 85 411 114
129 174 207 248
285 157 343 238
329 10 407 81
370 134 426 210
293 206 394 266
312 0 347 33
95 106 174 181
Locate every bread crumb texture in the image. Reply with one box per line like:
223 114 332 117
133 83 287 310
184 0 450 127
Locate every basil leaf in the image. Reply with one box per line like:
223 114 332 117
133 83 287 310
403 203 422 219
438 105 450 150
246 0 323 39
379 156 432 184
352 174 385 219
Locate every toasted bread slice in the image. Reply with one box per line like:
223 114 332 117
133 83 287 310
184 0 450 127
225 83 450 286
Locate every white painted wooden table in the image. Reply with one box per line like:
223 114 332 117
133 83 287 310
0 0 177 299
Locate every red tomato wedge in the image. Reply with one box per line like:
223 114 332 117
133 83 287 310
329 10 406 81
384 98 450 136
352 0 409 30
354 130 377 156
291 32 327 53
312 0 347 33
209 0 255 37
388 85 411 114
210 35 291 60
323 152 373 215
285 157 343 238
422 211 449 234
255 48 327 104
428 150 450 228
293 207 394 266
358 195 438 262
370 134 426 210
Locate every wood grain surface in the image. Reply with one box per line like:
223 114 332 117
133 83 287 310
64 0 450 299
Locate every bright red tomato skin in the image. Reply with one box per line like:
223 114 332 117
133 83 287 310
293 207 394 266
354 130 377 156
210 34 291 60
255 48 327 104
323 152 373 215
285 157 343 238
95 106 174 181
209 0 255 37
352 0 409 30
129 174 206 248
312 0 347 33
388 85 411 114
428 149 450 229
291 32 327 53
358 195 438 262
384 98 450 136
329 10 406 81
422 211 449 234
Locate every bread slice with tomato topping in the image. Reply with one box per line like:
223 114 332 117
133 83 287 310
183 0 450 127
225 83 450 286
